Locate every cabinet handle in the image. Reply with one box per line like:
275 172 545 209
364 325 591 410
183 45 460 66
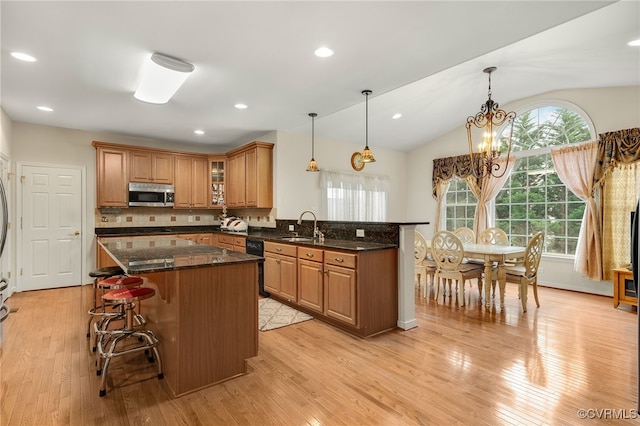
306 253 314 258
276 259 281 264
334 257 344 263
276 248 282 252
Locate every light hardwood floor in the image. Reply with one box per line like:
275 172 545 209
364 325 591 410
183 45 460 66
0 281 637 425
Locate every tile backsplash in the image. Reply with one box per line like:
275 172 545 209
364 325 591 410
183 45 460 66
96 207 277 229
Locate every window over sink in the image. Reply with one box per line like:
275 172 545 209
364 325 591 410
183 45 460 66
320 170 389 222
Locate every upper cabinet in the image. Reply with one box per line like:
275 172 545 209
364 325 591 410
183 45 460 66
93 142 128 207
209 155 226 208
226 142 273 208
129 150 174 184
174 154 208 209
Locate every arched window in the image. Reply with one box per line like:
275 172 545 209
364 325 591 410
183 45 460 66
495 102 595 254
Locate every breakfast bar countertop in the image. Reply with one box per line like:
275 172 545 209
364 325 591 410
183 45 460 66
97 235 262 274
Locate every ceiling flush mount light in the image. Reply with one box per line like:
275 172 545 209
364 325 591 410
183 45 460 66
134 52 194 104
234 103 248 109
314 47 334 58
360 90 376 163
11 52 37 62
465 66 516 178
37 106 53 112
306 113 319 172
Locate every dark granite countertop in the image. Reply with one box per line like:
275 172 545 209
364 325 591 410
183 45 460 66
96 226 397 252
98 235 262 274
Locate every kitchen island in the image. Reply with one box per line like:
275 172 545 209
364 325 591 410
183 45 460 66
98 235 262 397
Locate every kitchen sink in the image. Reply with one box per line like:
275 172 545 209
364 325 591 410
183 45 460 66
280 237 314 242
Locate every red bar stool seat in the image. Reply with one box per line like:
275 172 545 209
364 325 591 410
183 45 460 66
96 285 163 397
90 275 144 352
86 266 124 339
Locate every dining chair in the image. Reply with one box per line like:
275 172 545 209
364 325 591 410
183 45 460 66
503 231 545 312
477 227 508 245
454 226 476 244
431 230 483 307
415 231 436 298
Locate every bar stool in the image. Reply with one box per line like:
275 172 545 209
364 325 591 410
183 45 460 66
86 266 124 337
90 275 144 352
96 286 163 397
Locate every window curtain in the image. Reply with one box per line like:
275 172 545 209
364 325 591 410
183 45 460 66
593 127 640 281
551 141 602 280
601 163 640 280
467 156 515 237
319 170 389 222
433 179 450 232
432 153 514 235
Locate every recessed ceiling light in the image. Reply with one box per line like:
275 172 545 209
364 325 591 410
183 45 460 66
392 113 402 120
628 39 640 47
314 47 334 58
37 106 53 112
194 129 205 135
11 52 37 62
234 103 248 109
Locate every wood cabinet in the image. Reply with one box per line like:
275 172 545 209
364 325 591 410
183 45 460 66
178 233 216 246
174 154 208 208
97 242 118 268
264 241 297 302
217 234 246 252
274 243 398 337
209 156 225 208
613 267 637 308
94 143 128 207
297 247 324 314
226 142 273 208
129 150 174 184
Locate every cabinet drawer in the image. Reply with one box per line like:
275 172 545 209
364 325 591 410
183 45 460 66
324 251 356 269
264 241 297 257
218 234 234 244
298 247 323 262
233 236 246 247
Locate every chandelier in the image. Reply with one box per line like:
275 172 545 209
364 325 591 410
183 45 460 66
465 66 516 178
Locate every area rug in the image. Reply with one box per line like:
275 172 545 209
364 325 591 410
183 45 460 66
258 298 313 331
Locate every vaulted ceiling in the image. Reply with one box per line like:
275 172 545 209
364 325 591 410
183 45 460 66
1 1 638 152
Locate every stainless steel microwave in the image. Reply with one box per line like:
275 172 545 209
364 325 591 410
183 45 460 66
128 183 174 207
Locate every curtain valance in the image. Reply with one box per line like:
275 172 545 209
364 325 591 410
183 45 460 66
432 154 476 198
594 127 640 188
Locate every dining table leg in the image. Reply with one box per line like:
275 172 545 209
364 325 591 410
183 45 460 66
497 260 507 308
484 259 493 309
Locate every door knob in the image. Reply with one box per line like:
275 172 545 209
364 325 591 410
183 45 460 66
73 231 80 236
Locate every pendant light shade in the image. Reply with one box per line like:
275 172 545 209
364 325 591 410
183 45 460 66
306 113 319 172
361 90 376 163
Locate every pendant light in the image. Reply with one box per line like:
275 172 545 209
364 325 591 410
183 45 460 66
361 90 376 163
465 66 516 178
305 113 319 172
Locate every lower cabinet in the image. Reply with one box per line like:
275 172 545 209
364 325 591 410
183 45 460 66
264 242 297 302
178 233 215 246
216 234 246 252
289 244 397 337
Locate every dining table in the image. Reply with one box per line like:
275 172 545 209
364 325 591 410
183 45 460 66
462 242 527 309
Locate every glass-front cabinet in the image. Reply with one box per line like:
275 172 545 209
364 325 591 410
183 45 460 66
209 155 225 208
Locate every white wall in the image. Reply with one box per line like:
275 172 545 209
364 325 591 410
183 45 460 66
406 86 640 295
274 130 408 221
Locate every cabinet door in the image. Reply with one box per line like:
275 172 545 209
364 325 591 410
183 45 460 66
96 147 128 207
97 243 118 268
152 153 174 184
129 151 153 182
264 255 280 294
298 259 324 313
197 233 215 246
226 153 246 207
191 156 208 208
279 255 297 302
324 264 357 326
209 156 226 208
245 148 257 207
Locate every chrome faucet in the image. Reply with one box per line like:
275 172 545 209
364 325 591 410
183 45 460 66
297 210 319 239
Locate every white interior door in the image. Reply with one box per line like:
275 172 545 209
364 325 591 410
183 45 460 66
19 164 82 291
